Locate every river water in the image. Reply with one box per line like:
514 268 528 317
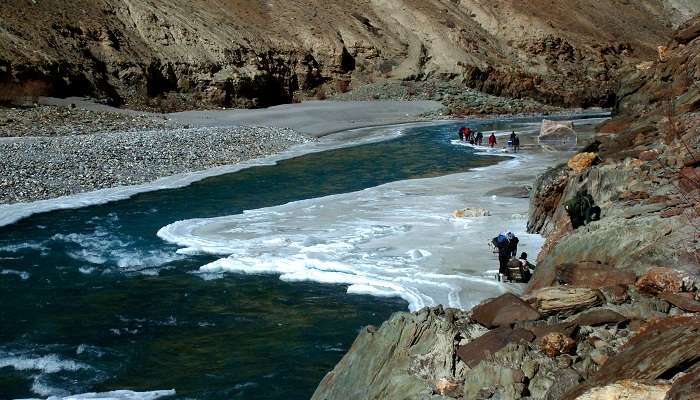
0 115 604 399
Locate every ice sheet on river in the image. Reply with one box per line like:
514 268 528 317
159 151 556 311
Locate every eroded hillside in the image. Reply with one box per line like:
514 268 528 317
1 0 698 109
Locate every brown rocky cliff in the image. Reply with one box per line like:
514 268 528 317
312 16 700 400
527 15 700 290
1 0 698 109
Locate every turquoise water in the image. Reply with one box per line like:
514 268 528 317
0 115 601 399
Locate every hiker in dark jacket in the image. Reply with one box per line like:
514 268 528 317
506 232 519 258
513 134 520 153
476 131 483 146
564 189 601 229
492 233 510 278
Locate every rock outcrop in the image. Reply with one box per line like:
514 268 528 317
1 1 698 110
540 120 577 144
313 17 700 400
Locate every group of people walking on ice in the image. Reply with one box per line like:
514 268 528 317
457 127 520 152
458 127 484 145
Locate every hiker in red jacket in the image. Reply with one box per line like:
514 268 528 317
488 133 497 148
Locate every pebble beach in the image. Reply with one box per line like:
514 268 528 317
0 120 312 204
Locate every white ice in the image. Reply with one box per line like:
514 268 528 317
16 389 176 400
159 146 567 311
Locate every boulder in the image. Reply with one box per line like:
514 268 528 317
571 309 628 327
638 148 660 161
538 332 576 357
543 368 583 400
555 262 636 289
463 363 527 400
470 293 541 328
540 119 576 144
674 15 700 44
666 364 700 400
562 316 700 399
311 308 460 400
456 327 535 368
520 320 578 339
434 378 462 397
589 350 609 366
635 267 685 295
599 285 629 305
452 207 490 218
567 152 597 173
524 287 603 316
572 380 671 400
658 292 700 313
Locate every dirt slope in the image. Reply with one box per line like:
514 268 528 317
0 0 698 109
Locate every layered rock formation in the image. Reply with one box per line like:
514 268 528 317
1 1 698 110
312 17 700 400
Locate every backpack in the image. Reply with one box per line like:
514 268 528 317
495 234 508 247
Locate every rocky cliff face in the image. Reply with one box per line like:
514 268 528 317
312 17 700 400
1 0 698 110
527 14 700 290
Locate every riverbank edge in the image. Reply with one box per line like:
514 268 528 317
0 120 447 228
0 112 606 229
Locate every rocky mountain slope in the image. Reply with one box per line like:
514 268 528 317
1 1 698 110
312 16 700 400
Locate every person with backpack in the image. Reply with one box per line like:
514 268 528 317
564 189 601 229
458 127 466 141
506 232 519 258
476 131 483 146
492 232 516 281
513 134 520 153
518 252 535 282
488 133 497 148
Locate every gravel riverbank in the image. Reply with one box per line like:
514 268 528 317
0 105 177 137
0 126 313 204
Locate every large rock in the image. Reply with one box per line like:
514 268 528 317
658 292 700 313
470 293 541 328
675 15 700 44
555 262 636 289
311 308 462 400
538 332 576 357
599 285 629 305
666 364 700 400
452 207 490 218
562 316 700 399
635 267 686 295
572 380 671 400
543 368 583 400
524 287 602 316
456 327 535 368
571 308 628 327
463 363 527 399
519 320 578 339
540 119 577 143
567 152 597 173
